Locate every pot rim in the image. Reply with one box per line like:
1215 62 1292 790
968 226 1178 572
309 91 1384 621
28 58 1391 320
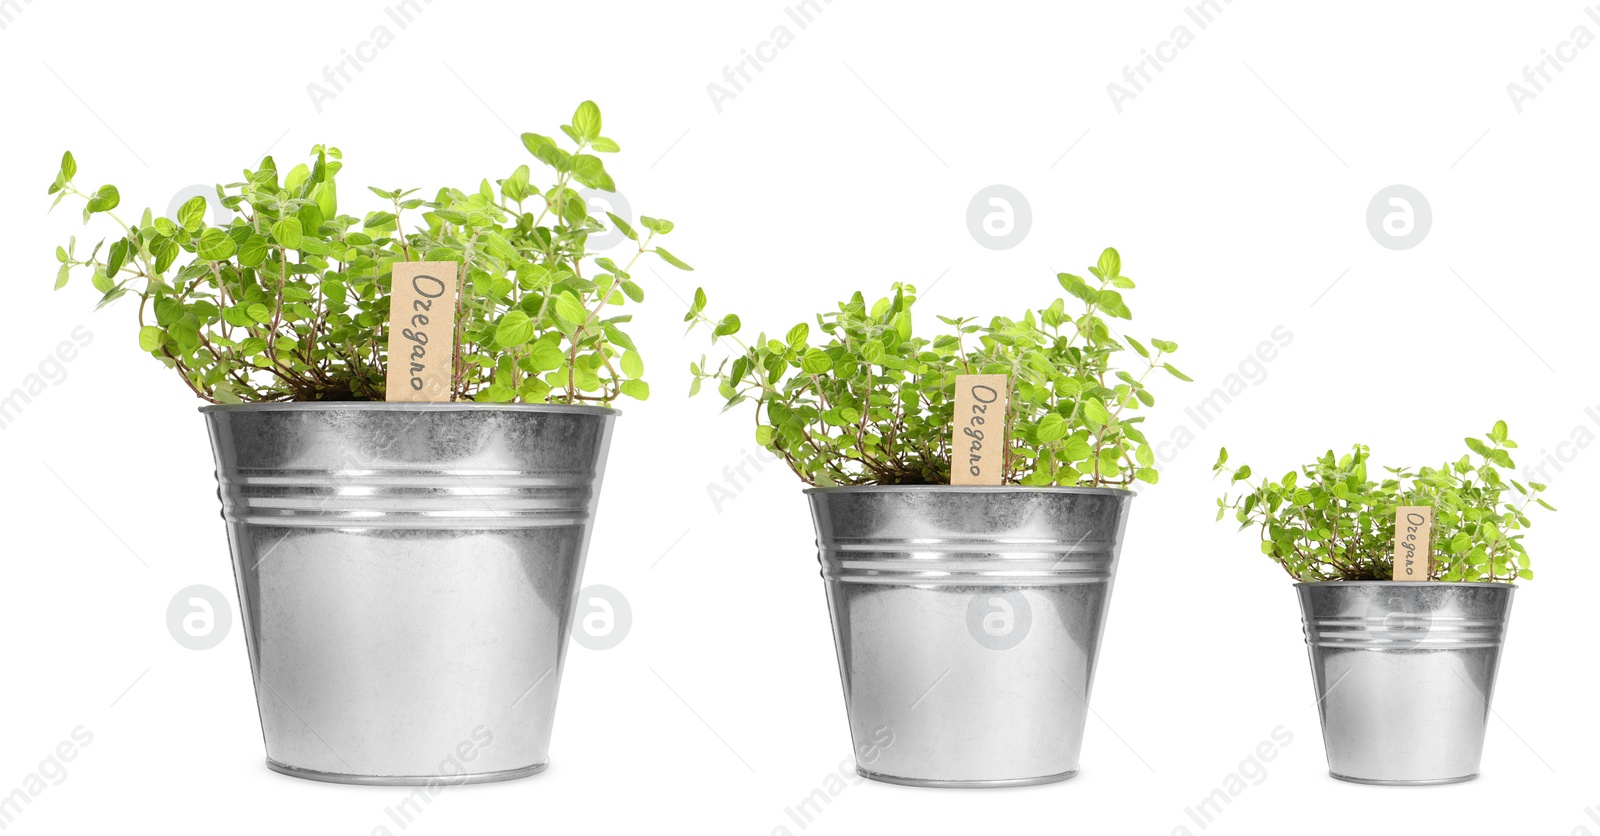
1293 580 1517 589
803 484 1133 497
198 401 620 417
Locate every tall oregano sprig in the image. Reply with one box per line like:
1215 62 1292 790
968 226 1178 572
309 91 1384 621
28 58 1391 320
1213 421 1554 582
685 248 1190 487
47 101 691 404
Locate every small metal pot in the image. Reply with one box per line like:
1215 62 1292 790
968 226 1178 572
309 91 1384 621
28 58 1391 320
807 486 1133 787
1297 581 1515 785
203 402 617 785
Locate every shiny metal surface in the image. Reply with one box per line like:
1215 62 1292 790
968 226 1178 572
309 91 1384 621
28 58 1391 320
202 402 617 785
807 486 1133 787
1297 581 1515 785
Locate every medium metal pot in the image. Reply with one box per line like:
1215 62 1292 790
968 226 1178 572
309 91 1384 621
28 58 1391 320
1297 581 1515 785
203 402 617 785
807 486 1133 787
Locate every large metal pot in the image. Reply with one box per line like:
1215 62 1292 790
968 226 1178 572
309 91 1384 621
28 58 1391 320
1297 581 1515 784
807 486 1132 787
203 402 616 785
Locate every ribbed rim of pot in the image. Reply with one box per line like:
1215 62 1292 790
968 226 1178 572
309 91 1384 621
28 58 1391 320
198 401 620 416
803 484 1133 497
1293 580 1516 589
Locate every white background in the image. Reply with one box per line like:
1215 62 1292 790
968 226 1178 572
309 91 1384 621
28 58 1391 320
2 1 1597 833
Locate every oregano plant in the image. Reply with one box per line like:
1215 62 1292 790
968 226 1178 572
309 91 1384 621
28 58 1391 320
1213 421 1554 582
47 101 691 404
685 248 1190 487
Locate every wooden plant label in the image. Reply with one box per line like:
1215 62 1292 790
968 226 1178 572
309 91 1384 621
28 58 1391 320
951 374 1008 486
385 261 458 402
1392 506 1433 581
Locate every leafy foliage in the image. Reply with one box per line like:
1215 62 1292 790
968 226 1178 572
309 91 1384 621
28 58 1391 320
1213 422 1553 582
685 248 1189 486
48 101 690 404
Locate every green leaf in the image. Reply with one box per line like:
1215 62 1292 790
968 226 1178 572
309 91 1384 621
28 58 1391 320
572 100 602 141
177 196 208 232
802 348 833 375
1096 289 1131 319
621 350 644 377
271 217 304 249
606 212 638 242
570 154 614 191
482 230 517 261
85 185 120 214
495 310 535 346
237 235 269 268
713 314 740 338
284 163 311 193
620 379 650 400
601 323 636 351
196 228 237 261
892 311 912 341
526 341 565 372
786 323 809 349
655 247 693 271
311 180 337 220
1037 413 1068 443
221 305 252 328
1057 273 1090 299
300 202 328 233
554 291 588 325
590 137 621 152
105 238 129 277
521 132 556 156
639 216 675 235
138 325 164 352
1082 398 1110 428
167 319 200 351
52 151 77 193
482 383 517 403
502 165 531 202
1162 363 1192 382
1097 247 1121 278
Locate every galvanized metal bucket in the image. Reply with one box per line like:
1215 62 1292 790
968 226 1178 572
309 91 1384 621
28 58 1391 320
807 486 1133 787
202 402 617 785
1297 581 1515 785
